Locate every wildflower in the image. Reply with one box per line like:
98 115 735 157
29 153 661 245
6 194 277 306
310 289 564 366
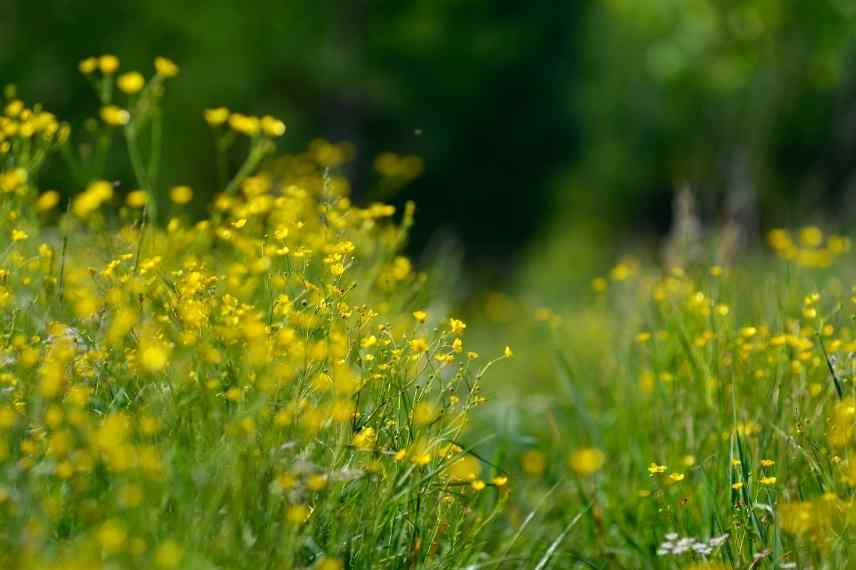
352 427 376 450
79 57 98 75
229 113 260 136
569 447 605 476
413 309 428 323
96 519 127 554
635 331 652 343
73 180 113 217
760 459 775 467
286 504 310 525
492 475 508 487
154 56 179 77
656 533 728 557
668 472 685 483
799 226 823 247
98 54 120 74
740 326 757 338
261 115 286 137
155 541 183 568
170 185 193 204
117 71 145 94
204 107 230 126
126 190 148 207
316 558 343 570
10 229 27 242
412 402 439 426
592 276 608 292
759 476 777 486
409 338 428 354
100 105 130 126
36 190 60 211
648 463 667 475
139 337 171 373
471 479 486 491
521 449 546 476
504 345 513 358
307 474 327 491
449 318 467 335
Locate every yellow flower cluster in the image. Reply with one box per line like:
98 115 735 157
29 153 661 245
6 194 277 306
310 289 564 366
0 56 507 569
768 226 851 267
204 107 286 138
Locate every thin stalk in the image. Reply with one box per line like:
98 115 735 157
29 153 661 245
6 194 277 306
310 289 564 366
125 124 154 223
223 141 266 197
148 106 163 206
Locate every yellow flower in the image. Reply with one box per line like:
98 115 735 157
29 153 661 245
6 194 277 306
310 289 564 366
204 107 230 126
229 113 260 136
98 54 120 74
504 345 513 358
352 427 377 450
409 338 428 354
521 449 546 476
760 459 775 467
286 504 310 525
154 56 179 78
471 479 486 491
154 541 183 569
760 476 777 486
36 190 60 211
449 318 467 335
117 71 145 94
316 558 343 570
170 185 193 204
569 448 605 476
412 402 438 426
648 463 667 475
139 337 171 373
10 229 28 242
668 472 685 483
73 180 114 217
412 310 428 323
261 115 287 137
79 57 98 75
96 519 127 554
126 190 148 208
306 474 327 491
100 105 130 126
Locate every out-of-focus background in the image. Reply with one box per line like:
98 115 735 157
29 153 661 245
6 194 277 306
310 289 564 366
5 1 856 281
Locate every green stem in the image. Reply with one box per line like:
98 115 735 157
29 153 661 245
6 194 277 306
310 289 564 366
59 142 87 189
148 107 163 203
223 141 266 197
125 125 155 223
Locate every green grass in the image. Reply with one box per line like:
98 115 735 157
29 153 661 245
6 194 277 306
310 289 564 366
468 242 856 568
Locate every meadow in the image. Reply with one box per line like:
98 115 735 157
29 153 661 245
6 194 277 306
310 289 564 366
1 56 855 569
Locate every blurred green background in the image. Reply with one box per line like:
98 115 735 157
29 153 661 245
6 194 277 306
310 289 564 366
5 0 856 270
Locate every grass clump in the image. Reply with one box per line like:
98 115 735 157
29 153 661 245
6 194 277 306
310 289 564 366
470 229 856 568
